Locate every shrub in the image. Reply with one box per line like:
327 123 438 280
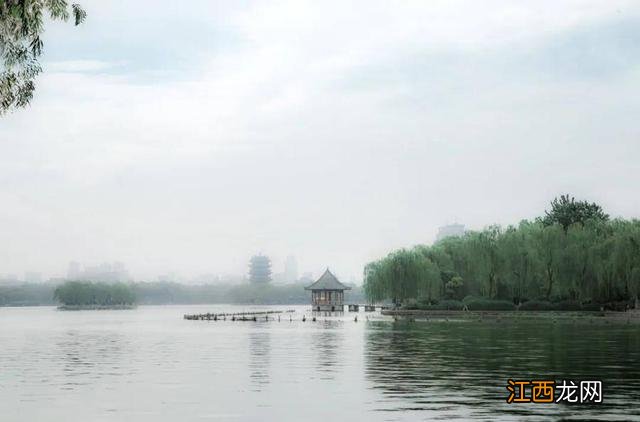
437 300 464 310
581 303 603 311
555 300 582 311
465 298 515 311
519 300 555 311
417 300 464 310
603 301 633 312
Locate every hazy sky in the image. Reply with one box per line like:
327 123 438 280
1 0 640 281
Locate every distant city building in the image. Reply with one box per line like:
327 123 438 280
67 261 81 280
48 277 66 284
66 261 129 282
24 272 42 283
298 272 314 285
271 271 287 284
191 273 219 284
157 272 177 283
305 268 351 312
284 255 298 283
218 273 245 285
436 223 466 242
0 274 19 284
249 255 272 284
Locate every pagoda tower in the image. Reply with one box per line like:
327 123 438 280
249 255 272 284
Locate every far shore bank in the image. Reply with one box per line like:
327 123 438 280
0 302 312 308
1 281 365 308
57 304 137 311
382 309 640 323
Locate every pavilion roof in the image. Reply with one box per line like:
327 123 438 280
304 268 351 291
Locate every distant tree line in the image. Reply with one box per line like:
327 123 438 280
54 281 136 306
364 196 640 310
0 282 56 306
0 280 365 306
132 281 364 305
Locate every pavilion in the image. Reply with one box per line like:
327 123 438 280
305 268 351 312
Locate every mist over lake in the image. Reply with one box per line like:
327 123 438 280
1 305 638 421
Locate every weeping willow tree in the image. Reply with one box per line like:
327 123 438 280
364 196 640 308
364 249 441 305
1 0 86 114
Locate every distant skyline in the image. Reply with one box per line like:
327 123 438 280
0 255 335 284
2 1 640 280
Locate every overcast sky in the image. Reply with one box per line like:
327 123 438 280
1 0 640 281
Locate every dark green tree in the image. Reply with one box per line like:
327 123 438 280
54 281 136 306
1 0 86 114
444 275 464 300
540 194 609 231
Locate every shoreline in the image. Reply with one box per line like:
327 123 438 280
1 301 312 308
381 309 640 322
57 304 137 311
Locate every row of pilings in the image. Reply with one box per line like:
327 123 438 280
183 309 295 321
183 309 368 322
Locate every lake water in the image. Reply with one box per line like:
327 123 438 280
1 305 639 421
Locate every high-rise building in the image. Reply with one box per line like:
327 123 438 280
284 255 298 283
66 261 129 282
436 223 466 242
24 272 42 283
249 255 272 284
67 261 81 280
299 272 314 285
0 274 19 284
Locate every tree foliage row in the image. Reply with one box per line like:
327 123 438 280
364 197 640 308
1 281 364 306
0 281 56 305
133 281 365 305
54 281 135 306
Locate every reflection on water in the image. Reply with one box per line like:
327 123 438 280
365 319 640 420
311 310 344 318
2 306 640 421
311 320 344 379
248 329 270 391
56 330 130 390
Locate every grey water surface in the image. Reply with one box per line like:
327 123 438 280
1 305 638 421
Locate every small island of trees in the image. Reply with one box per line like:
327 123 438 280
54 281 136 310
364 195 640 312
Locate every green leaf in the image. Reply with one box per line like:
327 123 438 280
72 4 86 26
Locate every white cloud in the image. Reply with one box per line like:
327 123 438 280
45 60 119 73
1 0 640 279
